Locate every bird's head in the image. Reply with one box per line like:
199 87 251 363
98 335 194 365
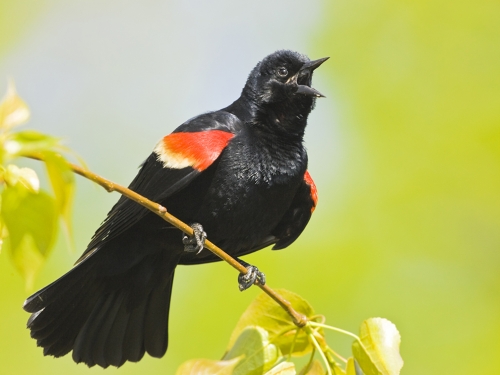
242 50 328 133
245 50 328 104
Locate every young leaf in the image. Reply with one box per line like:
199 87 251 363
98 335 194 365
332 362 347 375
228 289 316 357
4 130 61 157
4 164 40 193
1 184 58 288
175 357 241 375
7 234 44 290
42 151 75 238
264 361 296 375
345 358 361 375
223 326 281 375
0 79 30 131
351 318 403 375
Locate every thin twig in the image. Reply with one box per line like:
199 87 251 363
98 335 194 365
327 348 347 364
286 328 300 362
305 323 343 373
306 325 332 375
309 321 361 343
26 154 308 328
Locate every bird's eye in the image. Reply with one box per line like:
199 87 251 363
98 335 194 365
277 67 288 77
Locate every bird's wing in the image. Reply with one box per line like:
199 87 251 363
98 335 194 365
76 111 243 263
271 170 318 250
181 169 318 262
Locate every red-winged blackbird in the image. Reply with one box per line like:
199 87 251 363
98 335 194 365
23 50 327 368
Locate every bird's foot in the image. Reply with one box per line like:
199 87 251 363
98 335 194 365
182 223 207 254
237 259 266 291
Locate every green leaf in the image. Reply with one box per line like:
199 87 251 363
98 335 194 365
3 164 40 193
345 358 360 375
352 318 403 375
4 130 61 157
175 357 241 375
7 234 44 290
42 151 75 238
228 290 316 357
298 360 324 375
332 362 347 375
264 361 296 375
1 184 58 288
352 342 377 375
0 79 30 131
223 326 281 375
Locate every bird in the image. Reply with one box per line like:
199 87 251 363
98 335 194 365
23 50 327 368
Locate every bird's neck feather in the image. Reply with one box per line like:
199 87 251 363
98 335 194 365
228 90 313 138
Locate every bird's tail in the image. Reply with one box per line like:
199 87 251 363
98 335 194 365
23 248 177 368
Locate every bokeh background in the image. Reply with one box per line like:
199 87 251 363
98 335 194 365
1 0 499 374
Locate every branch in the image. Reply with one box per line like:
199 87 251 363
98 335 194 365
27 154 308 327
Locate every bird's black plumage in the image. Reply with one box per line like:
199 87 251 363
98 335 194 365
23 49 327 367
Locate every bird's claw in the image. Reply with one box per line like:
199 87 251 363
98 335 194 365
182 223 207 254
238 265 266 291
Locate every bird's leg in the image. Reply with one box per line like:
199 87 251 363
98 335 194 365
237 259 266 291
182 223 207 254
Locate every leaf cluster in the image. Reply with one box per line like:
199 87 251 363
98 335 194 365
176 290 403 375
0 80 76 289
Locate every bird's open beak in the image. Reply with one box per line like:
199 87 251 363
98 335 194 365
295 57 329 98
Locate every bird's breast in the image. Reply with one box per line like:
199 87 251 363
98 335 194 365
193 134 307 247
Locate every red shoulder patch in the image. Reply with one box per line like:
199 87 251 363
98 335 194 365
304 170 318 212
154 130 234 171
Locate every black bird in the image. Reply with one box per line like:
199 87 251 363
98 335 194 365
23 50 327 368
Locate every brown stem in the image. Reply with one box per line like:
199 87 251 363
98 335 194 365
27 154 308 327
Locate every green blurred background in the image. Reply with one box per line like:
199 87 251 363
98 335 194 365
1 0 499 374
